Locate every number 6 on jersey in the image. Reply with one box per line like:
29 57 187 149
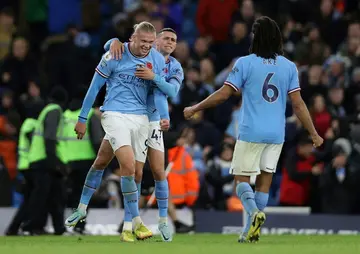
262 73 279 103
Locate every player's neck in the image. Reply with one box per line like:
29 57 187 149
164 54 170 62
129 42 144 57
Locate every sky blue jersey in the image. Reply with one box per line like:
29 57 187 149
79 42 167 122
147 56 184 121
224 54 300 144
103 39 183 122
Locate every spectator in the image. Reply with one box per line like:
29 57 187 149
153 0 183 36
327 87 346 118
173 40 191 69
294 24 330 66
231 0 256 35
196 0 238 44
218 21 250 71
205 142 234 210
310 94 331 139
280 133 323 206
0 7 15 61
301 65 327 104
200 58 216 91
179 64 211 108
320 137 360 214
0 37 39 97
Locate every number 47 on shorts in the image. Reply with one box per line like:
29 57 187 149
151 129 162 141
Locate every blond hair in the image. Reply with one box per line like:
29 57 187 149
133 21 156 34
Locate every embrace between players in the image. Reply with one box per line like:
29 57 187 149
66 17 323 244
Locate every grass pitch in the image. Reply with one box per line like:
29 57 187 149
1 234 359 254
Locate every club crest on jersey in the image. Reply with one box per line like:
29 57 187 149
104 52 112 61
163 68 168 73
146 62 153 69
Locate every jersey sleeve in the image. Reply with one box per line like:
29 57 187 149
224 58 244 92
168 62 184 85
288 63 301 94
95 51 117 78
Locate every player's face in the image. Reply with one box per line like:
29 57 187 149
133 31 156 56
156 31 177 55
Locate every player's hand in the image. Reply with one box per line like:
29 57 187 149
311 134 323 148
183 106 196 120
135 67 155 80
110 39 124 60
160 119 170 131
74 121 87 140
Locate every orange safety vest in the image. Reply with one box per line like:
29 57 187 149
168 146 199 206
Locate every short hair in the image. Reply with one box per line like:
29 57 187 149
249 16 284 59
133 21 156 34
159 28 176 35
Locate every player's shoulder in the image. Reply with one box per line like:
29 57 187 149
101 51 119 64
150 48 166 64
169 56 181 67
234 54 257 67
276 55 297 70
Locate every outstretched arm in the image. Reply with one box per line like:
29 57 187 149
184 85 234 119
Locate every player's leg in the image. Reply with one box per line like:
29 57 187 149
230 140 266 243
120 161 144 242
130 119 153 240
254 143 283 215
65 139 114 227
147 121 172 241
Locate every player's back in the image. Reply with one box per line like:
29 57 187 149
99 42 165 115
229 54 299 144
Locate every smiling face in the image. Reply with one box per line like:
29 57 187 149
131 30 156 56
156 31 177 56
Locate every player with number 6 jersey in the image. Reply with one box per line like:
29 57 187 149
183 16 323 243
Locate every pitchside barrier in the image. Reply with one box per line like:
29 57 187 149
0 207 359 236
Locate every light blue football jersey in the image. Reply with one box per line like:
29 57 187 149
95 42 166 115
147 56 184 121
225 54 300 144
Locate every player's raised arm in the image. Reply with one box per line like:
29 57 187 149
288 64 323 147
183 59 244 120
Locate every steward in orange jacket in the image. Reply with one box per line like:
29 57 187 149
168 146 199 206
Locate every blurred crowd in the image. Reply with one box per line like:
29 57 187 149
1 0 360 218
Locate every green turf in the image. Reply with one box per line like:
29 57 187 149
0 234 359 254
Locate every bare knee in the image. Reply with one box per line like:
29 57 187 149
93 152 112 169
135 167 143 183
93 140 113 169
114 146 135 176
119 160 135 176
151 168 165 181
148 148 165 181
